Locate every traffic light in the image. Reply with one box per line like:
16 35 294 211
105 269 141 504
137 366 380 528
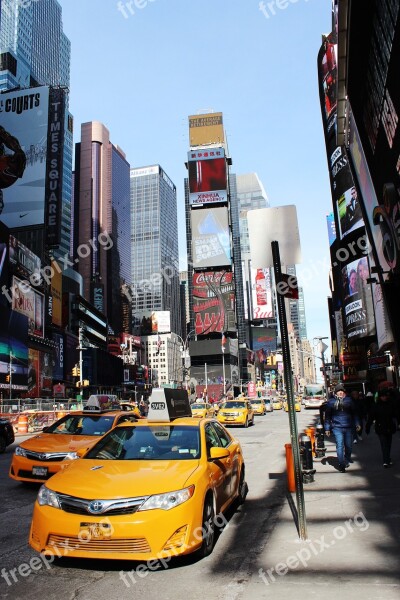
72 367 77 376
6 374 10 382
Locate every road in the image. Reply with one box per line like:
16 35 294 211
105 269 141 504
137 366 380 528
0 409 318 600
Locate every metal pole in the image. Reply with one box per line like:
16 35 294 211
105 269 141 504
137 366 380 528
79 327 83 396
205 363 208 399
222 349 226 395
9 351 12 402
272 240 308 541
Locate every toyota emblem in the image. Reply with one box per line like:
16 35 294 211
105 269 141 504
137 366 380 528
88 500 104 514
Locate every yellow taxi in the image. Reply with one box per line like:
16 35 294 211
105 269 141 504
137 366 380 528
29 389 247 561
217 398 255 427
9 400 138 484
249 398 267 415
272 398 283 410
284 398 302 412
191 402 215 418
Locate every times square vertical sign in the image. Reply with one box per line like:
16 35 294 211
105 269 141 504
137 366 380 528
44 87 65 248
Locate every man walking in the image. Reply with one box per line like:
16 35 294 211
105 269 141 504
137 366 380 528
324 383 361 472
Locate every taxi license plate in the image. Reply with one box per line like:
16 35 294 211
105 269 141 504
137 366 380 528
79 522 112 540
32 466 48 477
226 416 235 420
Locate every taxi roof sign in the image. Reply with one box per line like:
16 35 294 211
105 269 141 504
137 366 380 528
83 394 120 412
147 388 192 422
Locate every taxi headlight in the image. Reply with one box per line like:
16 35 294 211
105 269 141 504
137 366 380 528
63 452 79 461
37 485 61 509
15 446 27 457
139 485 195 511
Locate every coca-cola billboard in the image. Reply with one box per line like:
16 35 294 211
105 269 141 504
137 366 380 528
251 268 273 319
193 270 236 336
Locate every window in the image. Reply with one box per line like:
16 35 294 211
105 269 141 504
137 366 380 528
212 422 232 448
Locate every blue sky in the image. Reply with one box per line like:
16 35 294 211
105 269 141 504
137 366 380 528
60 0 333 350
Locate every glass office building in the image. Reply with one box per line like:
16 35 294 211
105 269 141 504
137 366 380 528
130 165 181 336
0 0 72 260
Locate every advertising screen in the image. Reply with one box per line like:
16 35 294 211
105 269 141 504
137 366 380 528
188 112 224 147
251 327 277 354
192 270 236 335
251 267 274 319
9 234 41 281
342 257 376 340
191 207 231 268
0 86 49 228
0 307 28 391
11 276 44 338
135 311 171 335
188 148 227 206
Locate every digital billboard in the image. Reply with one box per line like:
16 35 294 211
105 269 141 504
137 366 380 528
251 267 274 319
11 276 44 338
0 307 28 391
135 311 171 335
251 327 277 354
192 270 236 335
0 86 49 229
9 234 41 281
341 257 376 340
188 112 224 147
191 206 231 268
188 148 227 206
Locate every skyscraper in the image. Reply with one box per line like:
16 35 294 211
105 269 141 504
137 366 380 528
0 0 72 260
130 164 181 336
73 121 131 334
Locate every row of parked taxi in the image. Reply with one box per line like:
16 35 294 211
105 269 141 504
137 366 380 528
9 392 249 563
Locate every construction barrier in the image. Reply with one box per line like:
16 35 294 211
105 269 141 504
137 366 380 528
305 426 316 457
17 413 28 434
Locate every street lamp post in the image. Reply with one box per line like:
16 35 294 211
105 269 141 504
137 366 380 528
174 331 195 390
314 337 330 403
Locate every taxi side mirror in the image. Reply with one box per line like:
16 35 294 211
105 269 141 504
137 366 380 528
209 447 230 461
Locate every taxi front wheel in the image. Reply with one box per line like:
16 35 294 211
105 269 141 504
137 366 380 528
197 497 215 558
244 417 249 428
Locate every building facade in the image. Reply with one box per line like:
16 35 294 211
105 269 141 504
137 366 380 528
73 121 131 335
130 165 181 338
0 0 73 261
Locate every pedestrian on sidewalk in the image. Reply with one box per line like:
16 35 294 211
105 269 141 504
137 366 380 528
324 383 361 472
350 389 367 442
365 388 398 467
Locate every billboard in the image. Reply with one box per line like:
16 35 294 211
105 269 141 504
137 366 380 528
191 206 231 268
9 234 41 281
135 311 171 335
0 307 28 391
0 222 9 307
326 212 336 246
11 276 44 338
192 270 236 335
341 257 376 340
188 112 224 147
52 332 64 381
188 148 227 206
346 1 400 272
0 86 49 228
251 327 277 354
51 260 62 327
45 87 65 247
251 268 273 319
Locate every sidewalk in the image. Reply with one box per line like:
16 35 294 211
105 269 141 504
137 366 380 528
243 420 400 599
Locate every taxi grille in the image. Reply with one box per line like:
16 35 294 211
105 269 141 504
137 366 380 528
58 493 147 516
25 451 67 462
47 534 151 553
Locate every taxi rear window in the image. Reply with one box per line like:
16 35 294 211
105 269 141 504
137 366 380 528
46 415 116 436
85 425 200 460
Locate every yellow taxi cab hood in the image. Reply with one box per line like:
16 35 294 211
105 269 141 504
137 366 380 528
19 434 96 453
46 458 201 498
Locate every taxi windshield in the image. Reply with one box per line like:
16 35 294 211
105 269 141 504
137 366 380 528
46 415 116 436
222 401 247 409
191 404 206 409
85 425 200 460
250 400 262 404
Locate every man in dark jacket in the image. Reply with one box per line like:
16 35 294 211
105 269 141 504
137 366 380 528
324 383 361 472
365 388 398 467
